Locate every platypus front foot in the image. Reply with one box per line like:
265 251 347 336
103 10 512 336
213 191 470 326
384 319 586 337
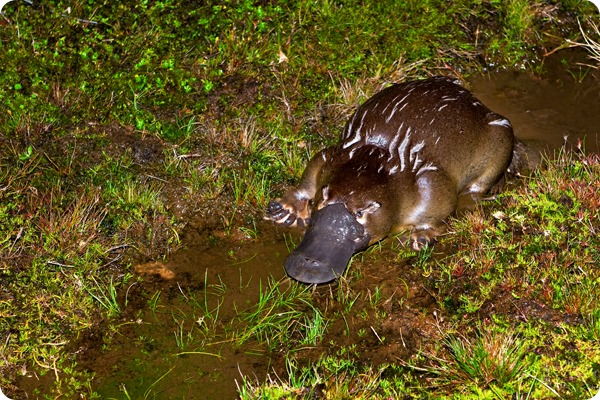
265 197 310 228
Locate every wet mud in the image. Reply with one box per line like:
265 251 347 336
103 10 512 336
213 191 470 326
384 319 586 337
20 226 291 399
470 49 600 155
16 52 600 398
73 226 440 399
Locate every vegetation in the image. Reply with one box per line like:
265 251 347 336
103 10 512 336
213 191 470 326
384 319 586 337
237 150 600 399
0 0 598 398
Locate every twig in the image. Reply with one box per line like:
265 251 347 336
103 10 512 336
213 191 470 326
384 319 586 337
145 174 168 183
47 260 75 268
104 244 130 253
370 325 384 344
177 153 204 159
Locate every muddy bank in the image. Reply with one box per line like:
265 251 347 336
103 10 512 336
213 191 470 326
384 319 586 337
75 226 440 399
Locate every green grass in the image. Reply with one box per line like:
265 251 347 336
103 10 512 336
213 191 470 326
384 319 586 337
405 323 537 397
235 278 326 351
84 276 124 318
435 150 600 318
412 150 600 398
238 352 401 399
0 0 598 397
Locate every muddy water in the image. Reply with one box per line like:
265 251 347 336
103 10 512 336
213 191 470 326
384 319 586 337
74 231 293 399
21 54 598 399
469 50 600 155
64 222 441 399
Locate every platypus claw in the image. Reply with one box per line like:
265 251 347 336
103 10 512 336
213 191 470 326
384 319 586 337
282 214 296 226
265 200 290 221
410 233 437 251
265 199 310 228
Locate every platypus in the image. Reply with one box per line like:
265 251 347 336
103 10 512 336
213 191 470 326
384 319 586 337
265 76 516 284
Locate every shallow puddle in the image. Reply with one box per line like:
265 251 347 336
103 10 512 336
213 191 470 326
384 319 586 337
469 50 600 154
62 223 439 399
79 233 293 399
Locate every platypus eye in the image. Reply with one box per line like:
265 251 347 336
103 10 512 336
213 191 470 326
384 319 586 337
355 201 381 219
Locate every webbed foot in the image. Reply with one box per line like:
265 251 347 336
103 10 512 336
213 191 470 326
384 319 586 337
264 196 310 228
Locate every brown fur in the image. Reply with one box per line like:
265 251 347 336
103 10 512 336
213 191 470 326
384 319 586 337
266 77 515 249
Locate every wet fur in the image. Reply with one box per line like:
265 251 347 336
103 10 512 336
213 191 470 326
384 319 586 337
266 77 515 250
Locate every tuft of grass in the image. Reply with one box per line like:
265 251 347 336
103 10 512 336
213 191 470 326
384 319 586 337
84 276 123 318
235 278 326 351
238 352 401 400
503 0 535 43
408 323 537 395
572 18 600 66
